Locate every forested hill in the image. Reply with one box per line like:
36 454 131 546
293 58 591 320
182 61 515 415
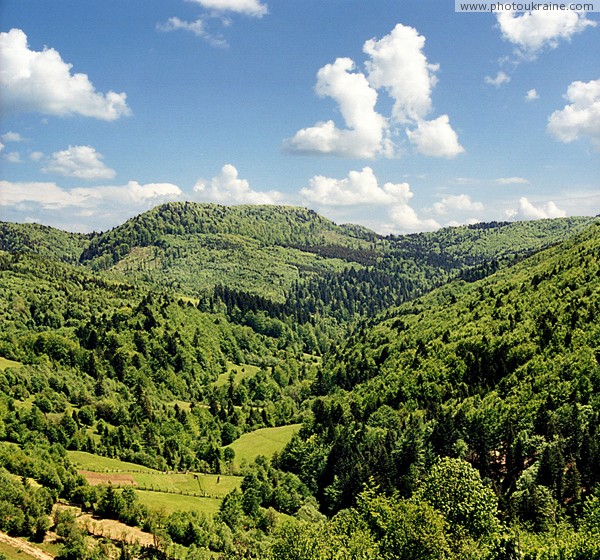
0 221 89 265
77 203 381 270
281 219 600 529
1 210 600 558
0 204 595 320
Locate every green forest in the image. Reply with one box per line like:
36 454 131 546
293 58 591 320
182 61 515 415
0 202 599 559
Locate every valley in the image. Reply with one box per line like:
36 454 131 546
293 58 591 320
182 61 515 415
0 203 599 559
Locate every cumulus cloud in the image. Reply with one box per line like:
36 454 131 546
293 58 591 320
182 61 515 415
160 0 267 45
387 203 440 234
496 10 596 57
0 181 80 209
300 167 438 234
0 180 181 210
189 0 268 17
193 164 283 204
284 58 390 159
525 88 539 101
157 17 227 48
42 145 117 180
1 131 24 143
285 23 462 159
0 179 182 231
484 71 511 87
406 115 465 158
0 29 131 120
433 194 484 215
300 167 411 206
363 23 439 123
1 131 25 159
517 196 566 219
77 181 182 205
547 78 600 151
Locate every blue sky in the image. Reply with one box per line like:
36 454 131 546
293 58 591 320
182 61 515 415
1 0 598 234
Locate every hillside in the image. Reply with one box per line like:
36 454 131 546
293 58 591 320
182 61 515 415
281 220 600 528
1 204 594 320
0 209 599 558
0 222 89 265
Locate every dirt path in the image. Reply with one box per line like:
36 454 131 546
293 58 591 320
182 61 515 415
0 531 54 560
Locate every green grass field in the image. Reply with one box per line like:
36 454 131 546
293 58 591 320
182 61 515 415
68 450 242 501
0 541 33 560
225 424 301 468
132 472 240 497
68 451 159 473
0 356 21 370
135 490 222 516
213 362 261 388
68 427 299 516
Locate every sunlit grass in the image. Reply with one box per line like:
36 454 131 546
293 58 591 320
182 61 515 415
226 424 301 468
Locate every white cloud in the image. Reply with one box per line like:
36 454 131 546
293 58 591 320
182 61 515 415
484 71 511 87
0 28 131 120
549 190 600 217
496 10 596 57
1 131 24 143
387 204 440 234
525 88 539 101
300 167 438 234
0 179 182 232
447 218 482 227
433 194 484 215
189 0 268 17
285 23 462 160
193 164 282 204
547 78 600 151
0 180 181 210
29 151 44 162
300 167 411 206
160 0 266 45
157 17 228 48
284 58 390 159
74 181 182 205
5 152 22 163
42 145 117 180
363 23 438 123
406 115 465 158
0 181 81 209
517 196 567 219
0 142 4 153
495 177 529 185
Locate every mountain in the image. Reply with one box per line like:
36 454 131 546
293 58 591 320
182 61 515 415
1 206 599 558
280 219 600 524
1 203 595 320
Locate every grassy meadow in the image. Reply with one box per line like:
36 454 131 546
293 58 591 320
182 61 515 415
135 490 222 516
225 424 301 468
213 362 261 387
0 356 21 370
68 450 242 517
